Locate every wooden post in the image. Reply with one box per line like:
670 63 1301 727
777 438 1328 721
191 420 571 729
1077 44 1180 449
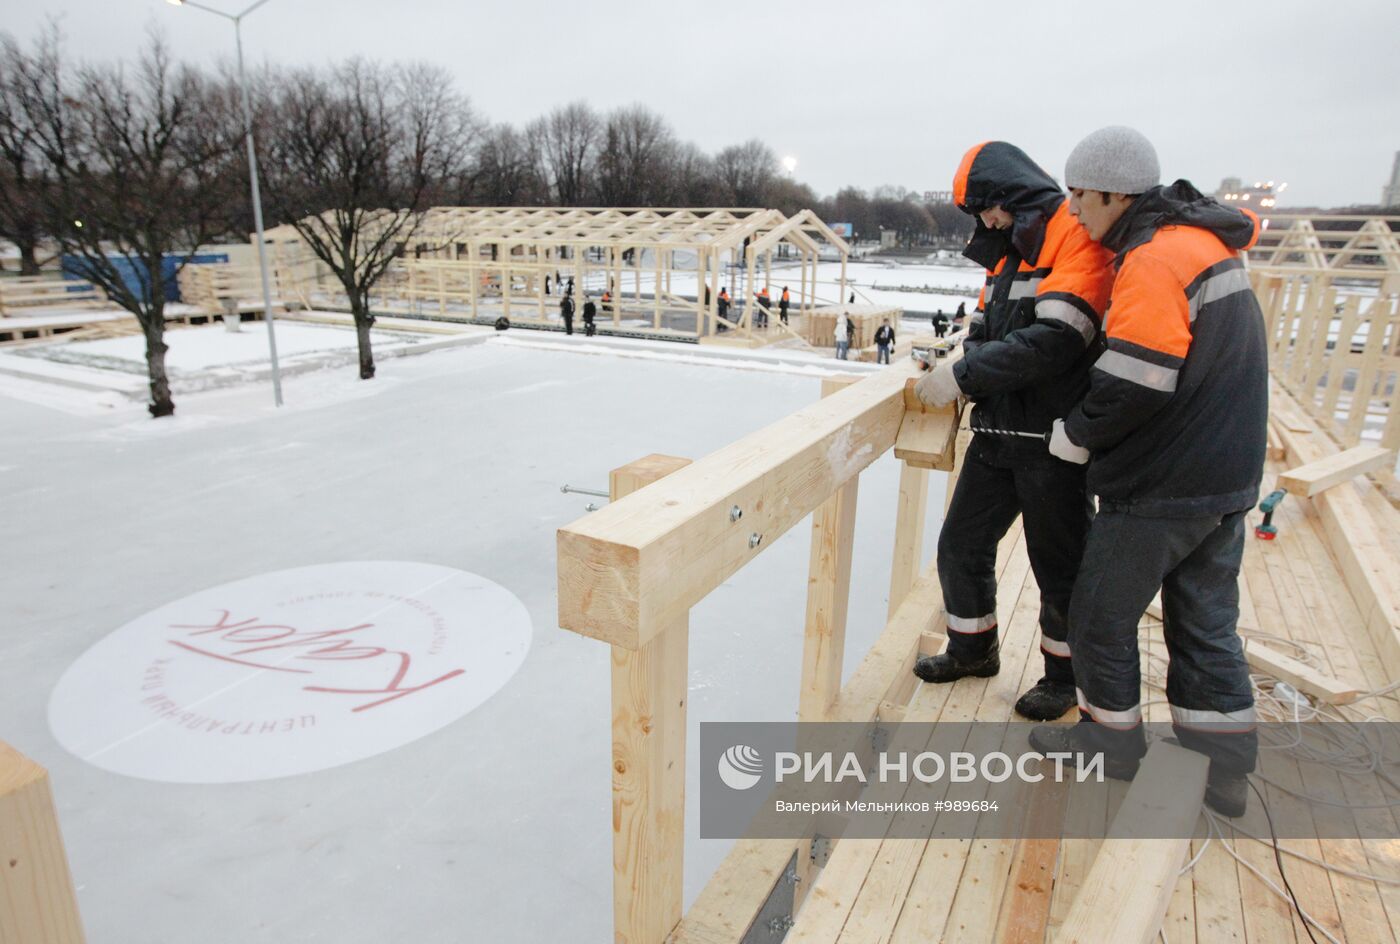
612 248 622 328
609 455 692 944
695 248 706 337
798 376 862 722
654 249 662 329
468 241 478 319
840 250 849 305
0 741 85 943
888 462 930 620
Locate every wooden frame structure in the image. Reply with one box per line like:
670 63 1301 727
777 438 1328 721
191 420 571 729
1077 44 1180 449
556 324 1400 943
1248 215 1400 455
235 207 856 347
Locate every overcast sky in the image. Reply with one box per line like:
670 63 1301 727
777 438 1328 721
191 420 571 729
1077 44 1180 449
7 0 1398 209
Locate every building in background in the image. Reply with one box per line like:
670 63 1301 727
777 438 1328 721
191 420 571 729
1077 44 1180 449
1382 152 1400 207
1216 177 1285 210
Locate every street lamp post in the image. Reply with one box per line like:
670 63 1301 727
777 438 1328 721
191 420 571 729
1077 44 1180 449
168 0 283 406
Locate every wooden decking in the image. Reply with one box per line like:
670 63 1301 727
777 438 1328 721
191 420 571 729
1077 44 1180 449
779 454 1400 943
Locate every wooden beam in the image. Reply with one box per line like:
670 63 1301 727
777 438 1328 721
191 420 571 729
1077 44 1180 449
608 456 692 944
1277 445 1394 498
557 361 920 650
1054 742 1208 944
671 558 950 944
798 377 862 722
0 741 85 944
1243 639 1361 705
1271 381 1400 678
888 462 929 621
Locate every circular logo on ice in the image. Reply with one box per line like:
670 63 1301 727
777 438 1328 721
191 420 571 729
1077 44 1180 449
48 562 531 784
718 744 764 790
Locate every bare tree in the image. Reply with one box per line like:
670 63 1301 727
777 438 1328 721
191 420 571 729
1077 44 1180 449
260 59 473 379
28 31 241 417
469 122 546 206
714 140 777 207
595 105 673 206
0 27 61 275
530 101 598 206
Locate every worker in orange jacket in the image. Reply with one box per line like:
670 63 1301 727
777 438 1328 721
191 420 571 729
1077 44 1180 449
1029 126 1266 817
912 141 1115 721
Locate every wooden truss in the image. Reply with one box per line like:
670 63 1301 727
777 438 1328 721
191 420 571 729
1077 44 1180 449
260 207 855 343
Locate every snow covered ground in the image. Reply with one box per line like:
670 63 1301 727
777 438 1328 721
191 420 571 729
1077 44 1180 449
0 330 945 943
577 257 984 317
0 320 485 398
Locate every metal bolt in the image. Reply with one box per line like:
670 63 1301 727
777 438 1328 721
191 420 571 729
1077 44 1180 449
767 915 795 934
749 532 763 549
585 503 599 512
783 866 801 886
730 505 743 522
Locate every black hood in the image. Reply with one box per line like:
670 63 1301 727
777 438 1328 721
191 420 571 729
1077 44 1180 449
955 141 1065 269
1101 179 1259 261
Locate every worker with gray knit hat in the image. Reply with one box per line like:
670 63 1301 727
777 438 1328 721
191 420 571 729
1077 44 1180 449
1028 126 1267 818
910 141 1114 722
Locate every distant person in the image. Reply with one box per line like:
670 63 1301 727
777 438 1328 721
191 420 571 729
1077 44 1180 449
779 286 791 324
756 286 771 328
932 309 949 338
601 290 612 317
849 291 856 304
545 274 551 296
560 293 575 335
717 287 730 332
835 312 854 360
874 318 895 364
956 301 967 321
582 294 597 336
566 276 575 297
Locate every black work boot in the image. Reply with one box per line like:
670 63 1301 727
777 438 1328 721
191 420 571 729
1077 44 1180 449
913 648 999 684
1027 722 1144 781
1014 679 1077 721
1204 767 1249 818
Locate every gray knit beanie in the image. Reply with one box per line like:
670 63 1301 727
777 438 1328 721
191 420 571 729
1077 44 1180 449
1064 126 1160 195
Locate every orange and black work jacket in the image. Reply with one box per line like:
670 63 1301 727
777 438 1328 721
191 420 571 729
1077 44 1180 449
1062 180 1267 517
951 141 1114 465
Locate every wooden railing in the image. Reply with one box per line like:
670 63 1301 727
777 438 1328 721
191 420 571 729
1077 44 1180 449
1247 215 1400 455
556 356 960 944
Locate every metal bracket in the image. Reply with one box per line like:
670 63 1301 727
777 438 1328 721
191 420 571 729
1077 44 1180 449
740 850 799 944
810 834 834 870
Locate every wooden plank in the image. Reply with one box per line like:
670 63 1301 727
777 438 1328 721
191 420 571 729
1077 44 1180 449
609 457 691 944
1277 445 1395 497
887 462 929 621
1054 743 1208 944
799 379 862 722
886 529 1038 944
1271 382 1400 679
1269 493 1394 943
673 523 1020 944
558 361 920 649
1242 638 1360 705
0 741 85 944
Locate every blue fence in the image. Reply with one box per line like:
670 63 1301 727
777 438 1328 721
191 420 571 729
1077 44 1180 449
61 252 230 303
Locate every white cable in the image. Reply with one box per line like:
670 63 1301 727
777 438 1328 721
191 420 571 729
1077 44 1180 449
1206 811 1344 944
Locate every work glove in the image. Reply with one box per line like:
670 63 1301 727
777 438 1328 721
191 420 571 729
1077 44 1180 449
1049 419 1090 465
914 360 962 408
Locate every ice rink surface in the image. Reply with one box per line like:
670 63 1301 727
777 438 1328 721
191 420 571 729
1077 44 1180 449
1 331 947 942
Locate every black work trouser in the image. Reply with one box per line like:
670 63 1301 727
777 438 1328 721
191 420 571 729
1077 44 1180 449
936 440 1092 685
1069 508 1258 773
563 314 573 335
